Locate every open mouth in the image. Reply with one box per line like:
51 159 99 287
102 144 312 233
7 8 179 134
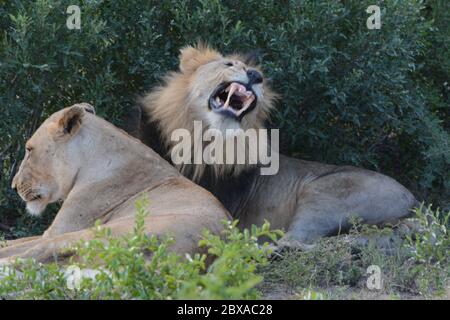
209 82 257 120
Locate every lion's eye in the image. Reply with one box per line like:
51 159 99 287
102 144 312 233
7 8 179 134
26 147 33 153
225 62 233 67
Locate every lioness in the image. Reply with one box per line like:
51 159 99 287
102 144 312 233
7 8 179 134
130 44 418 246
0 103 230 264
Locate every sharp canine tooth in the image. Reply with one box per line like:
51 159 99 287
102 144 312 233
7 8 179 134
225 83 235 93
237 95 255 116
224 83 238 108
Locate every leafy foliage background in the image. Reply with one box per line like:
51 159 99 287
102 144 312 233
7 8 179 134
0 0 449 238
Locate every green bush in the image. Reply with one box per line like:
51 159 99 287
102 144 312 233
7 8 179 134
403 205 449 296
0 199 282 299
0 0 449 237
3 204 444 299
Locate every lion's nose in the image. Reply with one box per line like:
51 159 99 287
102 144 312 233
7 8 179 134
247 69 263 85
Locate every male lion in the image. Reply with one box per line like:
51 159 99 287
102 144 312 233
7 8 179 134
130 44 418 246
0 103 230 264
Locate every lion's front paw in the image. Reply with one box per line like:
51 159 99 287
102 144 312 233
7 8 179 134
268 239 316 261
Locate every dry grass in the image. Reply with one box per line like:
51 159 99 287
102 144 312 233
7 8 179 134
258 206 449 300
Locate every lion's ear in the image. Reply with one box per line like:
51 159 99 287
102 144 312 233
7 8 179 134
73 102 95 115
243 49 262 66
179 44 222 74
58 105 85 136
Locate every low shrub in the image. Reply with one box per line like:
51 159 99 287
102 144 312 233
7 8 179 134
0 199 282 300
260 205 449 299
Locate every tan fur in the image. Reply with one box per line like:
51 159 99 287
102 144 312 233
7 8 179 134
0 103 230 264
138 45 417 245
140 44 277 181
